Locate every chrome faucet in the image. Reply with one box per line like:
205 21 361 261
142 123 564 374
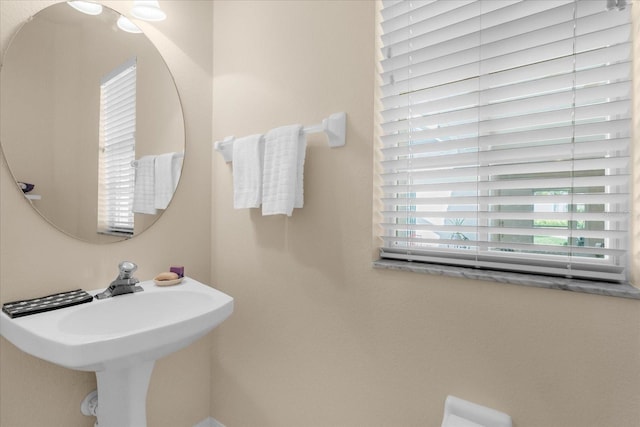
95 261 144 300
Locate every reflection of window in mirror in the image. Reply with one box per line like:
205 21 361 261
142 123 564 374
97 57 137 237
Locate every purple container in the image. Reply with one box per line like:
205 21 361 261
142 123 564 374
170 266 184 278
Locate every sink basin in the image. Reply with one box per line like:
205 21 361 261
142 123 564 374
0 277 233 426
1 277 233 371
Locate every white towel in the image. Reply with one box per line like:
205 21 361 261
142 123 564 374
442 415 484 427
441 396 512 427
154 152 181 209
232 134 263 209
133 155 157 215
172 153 184 189
262 124 306 216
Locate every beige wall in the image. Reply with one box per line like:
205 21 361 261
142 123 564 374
0 1 213 426
211 1 640 426
2 1 640 427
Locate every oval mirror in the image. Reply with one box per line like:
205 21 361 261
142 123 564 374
0 2 184 243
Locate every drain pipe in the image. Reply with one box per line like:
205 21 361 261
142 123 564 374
81 389 98 426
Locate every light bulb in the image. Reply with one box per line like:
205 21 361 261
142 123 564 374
117 16 143 34
67 1 103 16
131 0 166 22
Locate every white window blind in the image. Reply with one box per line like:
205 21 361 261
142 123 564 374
97 57 137 236
378 0 632 282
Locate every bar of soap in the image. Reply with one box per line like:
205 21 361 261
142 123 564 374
154 272 183 286
155 272 179 281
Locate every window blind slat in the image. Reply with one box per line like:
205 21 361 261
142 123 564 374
382 0 616 69
380 0 617 79
380 249 625 282
381 76 631 126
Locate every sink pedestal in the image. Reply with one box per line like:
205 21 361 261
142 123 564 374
95 360 155 427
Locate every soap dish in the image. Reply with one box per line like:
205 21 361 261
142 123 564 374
154 278 183 287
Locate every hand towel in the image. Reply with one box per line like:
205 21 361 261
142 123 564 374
232 134 264 209
262 124 306 216
442 415 485 427
154 152 180 209
441 396 512 427
133 155 157 215
172 152 184 193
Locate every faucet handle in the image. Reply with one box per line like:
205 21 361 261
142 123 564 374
118 261 138 279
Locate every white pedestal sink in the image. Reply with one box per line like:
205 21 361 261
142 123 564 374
0 277 233 427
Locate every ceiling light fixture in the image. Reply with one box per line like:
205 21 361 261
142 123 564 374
66 1 103 16
117 15 143 34
131 0 167 22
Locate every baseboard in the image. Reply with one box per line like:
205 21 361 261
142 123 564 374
193 417 226 427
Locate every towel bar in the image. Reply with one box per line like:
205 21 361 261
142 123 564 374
213 112 346 163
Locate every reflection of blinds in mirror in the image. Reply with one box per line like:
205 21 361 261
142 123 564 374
97 57 137 237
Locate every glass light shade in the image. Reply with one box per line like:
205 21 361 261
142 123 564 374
131 0 167 22
117 16 143 34
67 1 103 16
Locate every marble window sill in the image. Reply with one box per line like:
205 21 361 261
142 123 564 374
373 259 640 300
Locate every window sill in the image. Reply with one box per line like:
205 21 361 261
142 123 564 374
373 259 640 300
